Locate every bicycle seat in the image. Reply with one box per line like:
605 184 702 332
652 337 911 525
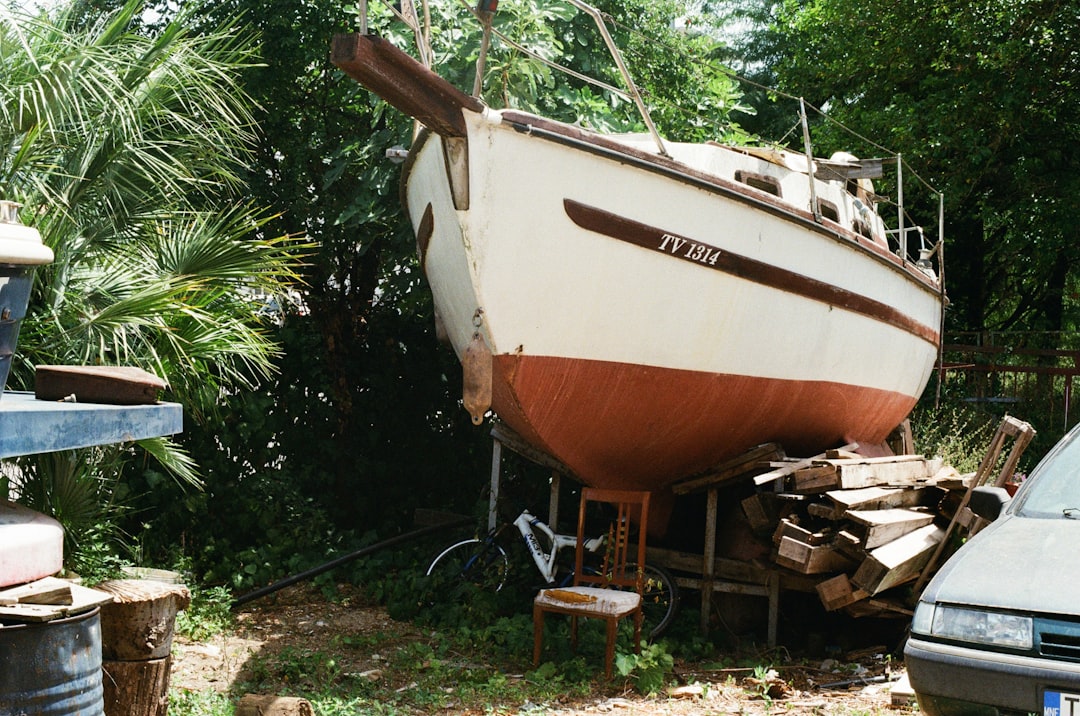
582 535 605 552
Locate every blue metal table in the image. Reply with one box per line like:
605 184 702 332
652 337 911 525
0 391 183 458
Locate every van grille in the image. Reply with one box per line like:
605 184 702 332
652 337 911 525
1038 619 1080 661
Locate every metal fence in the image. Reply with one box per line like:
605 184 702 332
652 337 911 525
934 332 1080 436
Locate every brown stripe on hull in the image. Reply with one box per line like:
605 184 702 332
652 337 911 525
563 199 939 346
491 353 919 494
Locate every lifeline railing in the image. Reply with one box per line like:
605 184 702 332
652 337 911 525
354 0 945 281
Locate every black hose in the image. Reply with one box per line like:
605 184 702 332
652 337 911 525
232 517 472 607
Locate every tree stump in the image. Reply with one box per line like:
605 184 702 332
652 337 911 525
95 579 190 716
237 694 316 715
96 579 190 660
102 657 170 716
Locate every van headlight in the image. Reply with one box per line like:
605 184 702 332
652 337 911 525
913 601 1033 649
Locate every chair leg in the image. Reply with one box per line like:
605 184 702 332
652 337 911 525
570 615 579 651
533 605 544 666
604 617 617 680
634 610 643 654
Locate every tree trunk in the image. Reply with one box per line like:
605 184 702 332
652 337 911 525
102 657 170 716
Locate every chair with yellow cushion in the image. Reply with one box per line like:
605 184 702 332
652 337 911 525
532 488 650 679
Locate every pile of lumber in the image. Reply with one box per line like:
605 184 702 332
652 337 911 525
698 417 1033 618
740 446 963 617
671 416 1032 620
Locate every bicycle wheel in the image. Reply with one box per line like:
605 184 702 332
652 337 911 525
426 538 510 592
624 562 680 640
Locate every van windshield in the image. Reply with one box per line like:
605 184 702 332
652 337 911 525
1014 428 1080 518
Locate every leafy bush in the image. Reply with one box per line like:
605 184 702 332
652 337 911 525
615 640 675 694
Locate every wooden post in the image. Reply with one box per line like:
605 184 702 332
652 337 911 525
700 487 718 635
548 471 561 529
489 438 502 532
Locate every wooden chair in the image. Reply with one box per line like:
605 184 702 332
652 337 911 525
532 488 650 679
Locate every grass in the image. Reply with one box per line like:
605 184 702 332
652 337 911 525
166 588 913 716
163 399 1006 716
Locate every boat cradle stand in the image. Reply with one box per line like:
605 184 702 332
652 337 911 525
487 426 815 648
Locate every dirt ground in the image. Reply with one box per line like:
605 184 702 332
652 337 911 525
169 584 916 714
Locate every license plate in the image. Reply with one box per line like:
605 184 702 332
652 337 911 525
1045 690 1080 715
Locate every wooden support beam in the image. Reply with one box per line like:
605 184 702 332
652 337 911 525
776 536 858 575
673 442 784 494
852 524 945 595
825 456 944 490
792 465 840 494
741 492 779 534
820 484 946 520
772 518 830 546
845 508 935 549
815 573 869 612
753 444 857 486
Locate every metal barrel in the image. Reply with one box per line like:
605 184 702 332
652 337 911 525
0 608 104 716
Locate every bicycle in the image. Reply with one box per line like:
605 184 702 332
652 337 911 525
426 504 679 640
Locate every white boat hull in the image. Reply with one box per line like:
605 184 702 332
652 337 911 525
332 33 944 506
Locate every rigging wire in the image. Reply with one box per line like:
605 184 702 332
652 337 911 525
365 0 942 198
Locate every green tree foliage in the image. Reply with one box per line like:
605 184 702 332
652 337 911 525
0 0 304 572
760 0 1080 334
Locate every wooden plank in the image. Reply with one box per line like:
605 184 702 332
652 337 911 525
772 518 830 546
752 444 857 486
792 465 840 494
0 577 113 622
776 536 858 575
822 484 945 520
829 457 944 489
331 34 484 139
741 493 779 534
35 365 166 405
832 454 926 465
673 443 784 494
834 529 868 561
646 545 819 592
845 508 935 549
852 524 945 595
844 597 915 619
0 582 71 606
913 416 1035 594
489 422 571 475
815 573 869 612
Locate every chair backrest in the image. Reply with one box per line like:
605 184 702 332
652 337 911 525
572 488 650 593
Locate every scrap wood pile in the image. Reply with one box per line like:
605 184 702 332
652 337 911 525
673 416 1036 619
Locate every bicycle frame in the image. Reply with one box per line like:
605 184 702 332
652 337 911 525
512 510 602 584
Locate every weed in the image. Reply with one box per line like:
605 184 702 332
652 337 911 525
614 640 674 695
174 583 234 641
167 689 231 716
910 404 999 473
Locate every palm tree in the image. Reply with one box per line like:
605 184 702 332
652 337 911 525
0 0 304 572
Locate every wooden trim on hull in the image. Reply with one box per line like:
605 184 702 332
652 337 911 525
564 199 939 346
491 353 920 493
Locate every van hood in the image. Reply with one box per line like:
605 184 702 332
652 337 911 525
921 515 1080 616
